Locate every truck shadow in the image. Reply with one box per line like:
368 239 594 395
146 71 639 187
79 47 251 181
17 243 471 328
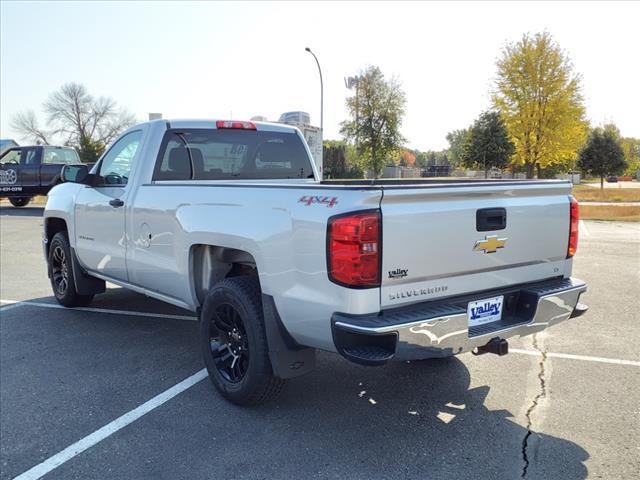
238 354 590 479
0 206 44 217
5 290 589 479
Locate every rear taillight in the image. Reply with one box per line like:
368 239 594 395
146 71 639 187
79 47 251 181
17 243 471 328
567 196 579 258
215 120 256 130
327 210 381 288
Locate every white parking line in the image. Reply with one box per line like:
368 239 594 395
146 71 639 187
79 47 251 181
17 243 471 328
13 368 208 480
511 348 640 367
1 305 637 480
0 302 25 313
579 220 590 237
0 299 196 321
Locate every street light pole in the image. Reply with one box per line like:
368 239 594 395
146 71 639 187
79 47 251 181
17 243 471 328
305 47 323 133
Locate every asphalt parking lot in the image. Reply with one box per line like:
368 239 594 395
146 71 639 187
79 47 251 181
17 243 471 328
1 206 638 480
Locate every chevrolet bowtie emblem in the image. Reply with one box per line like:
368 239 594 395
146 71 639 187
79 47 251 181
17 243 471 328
473 235 507 254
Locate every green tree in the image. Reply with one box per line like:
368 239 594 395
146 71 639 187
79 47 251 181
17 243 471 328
415 151 428 168
578 125 627 189
340 66 407 177
446 128 470 167
11 82 136 163
322 140 363 179
77 136 106 164
460 111 515 177
493 32 588 178
620 137 640 176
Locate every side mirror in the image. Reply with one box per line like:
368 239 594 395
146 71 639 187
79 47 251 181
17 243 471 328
61 164 90 184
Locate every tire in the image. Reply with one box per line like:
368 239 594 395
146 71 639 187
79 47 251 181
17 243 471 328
200 276 285 405
9 197 31 207
47 232 94 307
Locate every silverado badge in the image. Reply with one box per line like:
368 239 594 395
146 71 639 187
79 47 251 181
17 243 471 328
473 235 507 254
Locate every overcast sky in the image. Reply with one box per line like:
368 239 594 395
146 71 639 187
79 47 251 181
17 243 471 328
1 1 638 150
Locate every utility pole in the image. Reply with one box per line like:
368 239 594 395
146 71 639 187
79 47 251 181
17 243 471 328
305 47 323 134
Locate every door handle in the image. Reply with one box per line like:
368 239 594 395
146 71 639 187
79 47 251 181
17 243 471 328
109 198 124 208
476 208 506 231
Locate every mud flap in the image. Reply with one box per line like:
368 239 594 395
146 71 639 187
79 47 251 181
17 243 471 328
261 294 316 379
70 247 106 295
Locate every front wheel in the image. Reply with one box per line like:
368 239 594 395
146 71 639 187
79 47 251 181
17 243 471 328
200 276 285 405
9 197 31 207
47 232 94 307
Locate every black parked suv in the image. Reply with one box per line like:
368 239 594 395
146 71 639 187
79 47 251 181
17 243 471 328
0 145 82 207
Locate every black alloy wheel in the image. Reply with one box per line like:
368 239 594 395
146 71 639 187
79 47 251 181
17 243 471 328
47 231 94 307
51 244 69 296
199 276 284 405
208 303 250 383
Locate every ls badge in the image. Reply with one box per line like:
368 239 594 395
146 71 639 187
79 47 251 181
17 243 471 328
473 235 507 254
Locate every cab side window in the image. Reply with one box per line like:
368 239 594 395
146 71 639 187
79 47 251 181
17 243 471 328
43 148 80 164
21 148 39 166
154 133 193 181
0 149 22 165
97 131 143 186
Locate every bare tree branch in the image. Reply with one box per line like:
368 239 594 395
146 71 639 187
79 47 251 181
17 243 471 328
40 82 137 161
10 110 50 145
97 108 136 145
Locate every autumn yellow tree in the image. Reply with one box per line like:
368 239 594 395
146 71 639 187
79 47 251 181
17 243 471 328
400 150 416 167
493 32 588 178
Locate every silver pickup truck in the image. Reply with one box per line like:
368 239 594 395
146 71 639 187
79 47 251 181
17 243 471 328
43 119 588 405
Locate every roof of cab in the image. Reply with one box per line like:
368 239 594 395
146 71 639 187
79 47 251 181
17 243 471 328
5 144 75 149
149 119 300 134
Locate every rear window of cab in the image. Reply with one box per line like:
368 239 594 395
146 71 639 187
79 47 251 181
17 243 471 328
153 129 314 181
43 147 80 164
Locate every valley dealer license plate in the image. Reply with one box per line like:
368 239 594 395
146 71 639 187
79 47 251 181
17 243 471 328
467 295 504 327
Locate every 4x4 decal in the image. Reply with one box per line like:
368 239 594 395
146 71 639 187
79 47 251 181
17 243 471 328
298 195 338 208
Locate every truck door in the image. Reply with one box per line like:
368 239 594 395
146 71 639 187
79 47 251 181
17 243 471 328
74 130 143 282
0 148 22 195
40 147 72 187
18 147 41 192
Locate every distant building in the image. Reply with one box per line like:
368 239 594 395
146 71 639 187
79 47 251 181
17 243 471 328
249 111 323 176
275 112 322 176
0 139 19 155
278 111 311 124
148 113 163 121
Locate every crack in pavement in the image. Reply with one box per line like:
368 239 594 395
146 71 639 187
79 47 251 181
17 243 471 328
521 334 547 478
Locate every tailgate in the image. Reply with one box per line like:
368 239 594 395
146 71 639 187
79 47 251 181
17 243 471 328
380 181 572 308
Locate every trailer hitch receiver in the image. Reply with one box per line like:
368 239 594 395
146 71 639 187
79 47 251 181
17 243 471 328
474 337 509 356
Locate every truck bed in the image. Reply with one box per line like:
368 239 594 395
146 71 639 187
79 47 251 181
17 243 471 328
321 178 568 187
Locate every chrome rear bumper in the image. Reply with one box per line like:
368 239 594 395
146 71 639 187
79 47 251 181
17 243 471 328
332 277 587 364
